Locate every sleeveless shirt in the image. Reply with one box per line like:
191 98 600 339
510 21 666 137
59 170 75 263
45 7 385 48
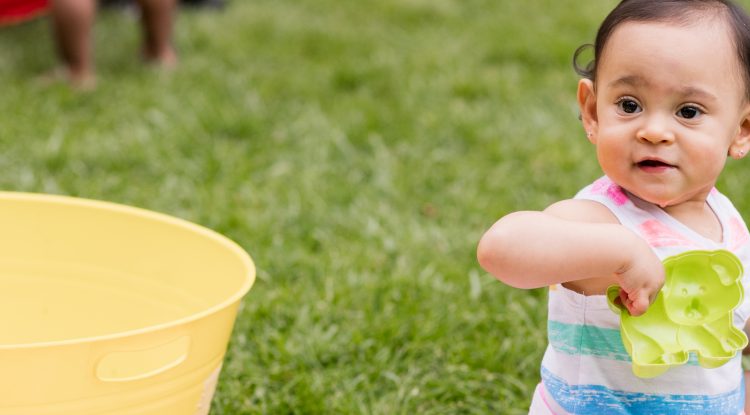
530 176 750 415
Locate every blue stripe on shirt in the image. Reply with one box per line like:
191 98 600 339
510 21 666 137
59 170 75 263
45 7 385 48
541 366 744 415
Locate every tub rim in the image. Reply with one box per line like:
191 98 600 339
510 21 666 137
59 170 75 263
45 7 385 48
0 191 255 350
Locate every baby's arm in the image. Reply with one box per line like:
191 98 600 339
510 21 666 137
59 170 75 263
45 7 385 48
477 199 664 316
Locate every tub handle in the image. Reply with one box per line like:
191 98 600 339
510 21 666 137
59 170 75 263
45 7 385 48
96 336 191 382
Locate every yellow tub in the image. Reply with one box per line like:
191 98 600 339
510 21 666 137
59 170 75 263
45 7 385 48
0 193 255 415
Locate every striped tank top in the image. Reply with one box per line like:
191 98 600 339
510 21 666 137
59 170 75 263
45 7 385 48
529 176 750 415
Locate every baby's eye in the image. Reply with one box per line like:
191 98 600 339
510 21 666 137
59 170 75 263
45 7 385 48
617 98 641 114
677 105 702 119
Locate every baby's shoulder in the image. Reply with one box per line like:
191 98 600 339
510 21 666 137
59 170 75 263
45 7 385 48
544 198 620 224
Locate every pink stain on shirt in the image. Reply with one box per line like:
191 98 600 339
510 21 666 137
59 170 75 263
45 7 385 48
729 216 750 251
639 219 698 248
591 177 628 206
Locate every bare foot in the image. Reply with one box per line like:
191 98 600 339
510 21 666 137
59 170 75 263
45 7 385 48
142 46 178 70
68 69 97 90
37 67 97 90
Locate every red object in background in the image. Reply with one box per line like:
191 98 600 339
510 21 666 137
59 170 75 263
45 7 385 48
0 0 49 26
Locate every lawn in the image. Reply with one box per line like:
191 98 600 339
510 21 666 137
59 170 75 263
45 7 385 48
3 0 750 413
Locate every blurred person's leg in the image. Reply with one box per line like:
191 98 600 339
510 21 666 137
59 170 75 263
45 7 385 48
137 0 178 68
51 0 96 87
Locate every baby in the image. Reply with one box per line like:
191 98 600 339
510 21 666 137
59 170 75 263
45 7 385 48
477 0 750 414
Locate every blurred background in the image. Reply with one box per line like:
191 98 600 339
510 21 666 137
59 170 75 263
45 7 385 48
2 0 750 413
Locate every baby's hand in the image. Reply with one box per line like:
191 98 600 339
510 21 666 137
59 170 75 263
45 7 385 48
614 240 664 316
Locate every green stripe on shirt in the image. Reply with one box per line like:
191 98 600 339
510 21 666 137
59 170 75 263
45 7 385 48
548 320 631 361
547 320 702 365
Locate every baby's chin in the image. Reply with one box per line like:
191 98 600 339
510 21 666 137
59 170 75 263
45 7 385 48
628 186 711 210
622 186 676 208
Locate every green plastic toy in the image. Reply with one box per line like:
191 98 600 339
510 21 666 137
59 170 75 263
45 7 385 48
606 250 748 378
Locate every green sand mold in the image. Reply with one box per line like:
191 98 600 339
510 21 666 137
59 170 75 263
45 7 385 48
607 250 748 378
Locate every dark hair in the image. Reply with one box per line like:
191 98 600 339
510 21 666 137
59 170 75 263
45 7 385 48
574 0 750 99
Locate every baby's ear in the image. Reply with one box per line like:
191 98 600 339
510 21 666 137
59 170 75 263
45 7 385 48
730 104 750 159
577 79 598 143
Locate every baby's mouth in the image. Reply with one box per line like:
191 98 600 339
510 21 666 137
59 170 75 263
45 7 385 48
636 159 677 171
638 160 673 167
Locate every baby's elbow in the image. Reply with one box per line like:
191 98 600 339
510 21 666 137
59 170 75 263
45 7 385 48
478 212 543 288
476 238 494 275
477 228 519 286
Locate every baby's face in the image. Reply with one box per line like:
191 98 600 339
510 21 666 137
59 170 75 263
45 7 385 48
588 19 748 208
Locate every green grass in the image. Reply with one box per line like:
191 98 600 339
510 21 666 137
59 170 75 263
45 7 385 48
3 0 750 413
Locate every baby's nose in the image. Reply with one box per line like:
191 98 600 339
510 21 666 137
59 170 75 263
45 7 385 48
637 115 675 144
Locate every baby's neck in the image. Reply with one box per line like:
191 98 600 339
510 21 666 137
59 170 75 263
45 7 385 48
662 200 722 243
